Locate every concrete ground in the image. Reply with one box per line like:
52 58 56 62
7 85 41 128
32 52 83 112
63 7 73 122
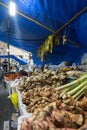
0 80 17 130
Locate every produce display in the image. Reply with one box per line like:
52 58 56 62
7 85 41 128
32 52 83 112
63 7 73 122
4 73 21 81
66 70 84 78
20 96 87 130
4 70 28 81
17 68 67 113
16 67 87 130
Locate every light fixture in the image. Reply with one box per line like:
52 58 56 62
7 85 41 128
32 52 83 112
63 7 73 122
9 1 16 16
6 48 9 52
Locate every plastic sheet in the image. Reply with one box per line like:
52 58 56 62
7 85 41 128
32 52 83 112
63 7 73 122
81 53 87 65
16 88 32 116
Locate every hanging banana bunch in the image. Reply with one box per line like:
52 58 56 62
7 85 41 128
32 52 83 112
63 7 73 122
38 34 60 61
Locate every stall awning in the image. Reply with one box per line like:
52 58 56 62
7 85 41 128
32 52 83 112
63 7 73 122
0 0 87 66
0 55 28 65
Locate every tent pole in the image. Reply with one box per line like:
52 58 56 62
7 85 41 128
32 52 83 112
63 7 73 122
55 6 87 34
0 48 3 66
0 2 55 33
0 2 86 48
7 15 10 72
1 2 86 35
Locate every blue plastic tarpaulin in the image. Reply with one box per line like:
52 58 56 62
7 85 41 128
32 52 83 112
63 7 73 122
0 55 28 65
0 0 87 66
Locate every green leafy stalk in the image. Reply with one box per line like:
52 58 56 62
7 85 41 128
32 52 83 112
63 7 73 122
60 84 76 97
67 80 87 95
75 91 84 101
58 72 87 101
72 84 87 99
57 73 87 90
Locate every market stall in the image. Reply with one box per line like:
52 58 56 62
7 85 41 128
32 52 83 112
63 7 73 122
0 0 87 66
3 66 87 130
0 55 28 65
0 0 87 130
17 69 87 130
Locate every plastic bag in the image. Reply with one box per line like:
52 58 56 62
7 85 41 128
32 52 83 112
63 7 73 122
8 93 18 109
81 53 87 65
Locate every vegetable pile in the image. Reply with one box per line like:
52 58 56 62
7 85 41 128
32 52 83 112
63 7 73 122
17 67 87 130
18 68 67 113
17 67 85 114
20 96 87 130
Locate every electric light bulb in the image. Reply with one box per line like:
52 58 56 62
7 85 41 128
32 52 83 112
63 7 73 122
9 1 16 16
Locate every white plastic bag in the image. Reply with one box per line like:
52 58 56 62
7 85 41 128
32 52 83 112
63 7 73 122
81 53 87 65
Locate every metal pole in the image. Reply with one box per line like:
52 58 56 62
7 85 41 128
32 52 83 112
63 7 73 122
0 48 3 67
7 15 10 72
55 6 87 34
0 50 1 67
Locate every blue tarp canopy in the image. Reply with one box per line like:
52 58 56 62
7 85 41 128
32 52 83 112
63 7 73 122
0 55 28 65
0 0 87 66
